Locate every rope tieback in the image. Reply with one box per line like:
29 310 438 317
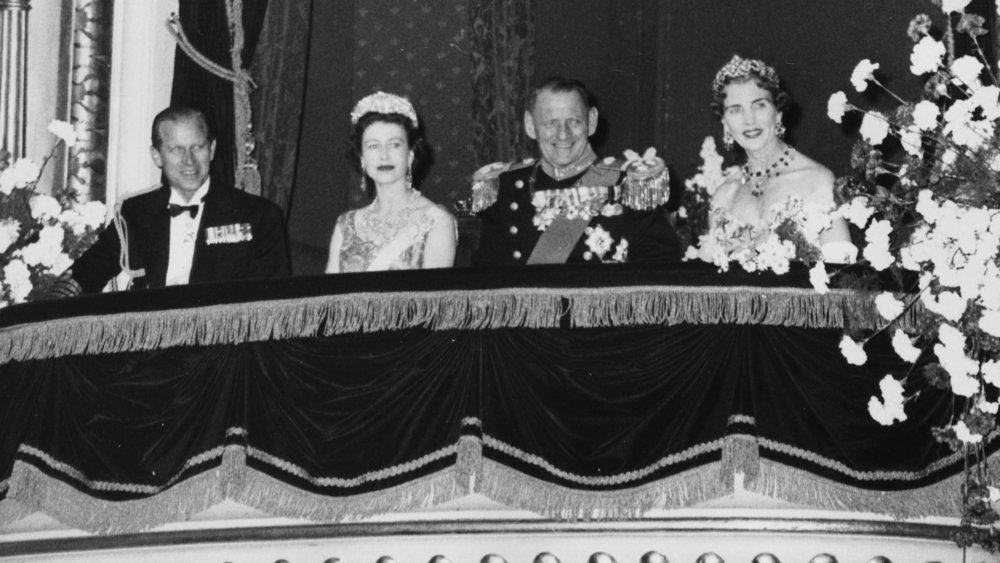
166 0 261 195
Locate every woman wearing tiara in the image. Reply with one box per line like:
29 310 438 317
698 55 856 266
326 91 457 273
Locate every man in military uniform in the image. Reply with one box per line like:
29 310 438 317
471 77 681 266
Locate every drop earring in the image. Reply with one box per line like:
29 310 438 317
405 168 413 190
723 129 734 150
775 122 786 139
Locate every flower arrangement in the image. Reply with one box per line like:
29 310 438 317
680 137 833 275
677 136 728 252
827 0 1000 550
0 121 106 307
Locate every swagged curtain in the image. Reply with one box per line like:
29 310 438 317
469 0 536 166
171 0 269 192
249 0 312 213
0 263 994 533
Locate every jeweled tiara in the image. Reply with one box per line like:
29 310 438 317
712 55 780 95
350 91 418 126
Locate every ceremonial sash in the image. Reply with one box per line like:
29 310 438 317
527 165 620 264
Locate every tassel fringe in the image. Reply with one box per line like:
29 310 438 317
0 287 915 364
746 459 974 519
568 286 923 330
720 434 760 486
3 447 466 535
476 459 730 520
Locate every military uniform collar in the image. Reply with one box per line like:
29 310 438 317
539 144 597 180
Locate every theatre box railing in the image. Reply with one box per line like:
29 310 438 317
0 263 995 562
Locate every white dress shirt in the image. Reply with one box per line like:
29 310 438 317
165 179 210 286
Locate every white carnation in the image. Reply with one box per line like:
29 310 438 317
954 421 982 444
950 55 984 88
983 360 1000 388
891 329 921 363
837 197 875 228
935 290 967 322
868 374 907 426
910 36 946 75
3 258 32 303
827 91 849 123
851 60 880 92
0 158 41 194
29 194 62 221
840 335 868 365
911 100 940 130
0 220 21 254
980 309 1000 338
18 224 65 270
915 190 941 222
75 200 107 229
859 112 890 144
875 292 905 321
941 0 972 14
809 261 830 295
971 85 1000 120
47 120 78 148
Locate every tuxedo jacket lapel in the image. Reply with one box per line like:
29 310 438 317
134 186 172 288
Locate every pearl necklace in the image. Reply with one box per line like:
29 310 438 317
363 188 419 244
741 148 793 197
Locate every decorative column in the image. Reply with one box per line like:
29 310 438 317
68 0 113 201
0 0 29 158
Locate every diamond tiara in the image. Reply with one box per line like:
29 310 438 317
712 55 780 96
350 91 418 126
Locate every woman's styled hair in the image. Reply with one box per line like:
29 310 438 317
710 55 791 120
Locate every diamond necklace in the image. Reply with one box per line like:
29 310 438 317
363 188 419 244
741 148 793 197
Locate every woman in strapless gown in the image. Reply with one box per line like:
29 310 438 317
698 55 856 266
326 91 457 273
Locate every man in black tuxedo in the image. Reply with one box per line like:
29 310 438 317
64 106 289 294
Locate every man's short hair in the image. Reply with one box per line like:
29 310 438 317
151 106 213 148
526 76 594 114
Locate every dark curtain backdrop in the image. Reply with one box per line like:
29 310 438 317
250 0 313 214
171 0 269 191
470 0 537 167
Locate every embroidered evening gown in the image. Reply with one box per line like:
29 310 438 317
335 206 440 272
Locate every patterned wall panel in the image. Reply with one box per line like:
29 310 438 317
351 1 474 208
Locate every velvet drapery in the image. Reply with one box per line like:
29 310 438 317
250 0 313 213
170 0 269 192
469 0 537 167
0 264 991 533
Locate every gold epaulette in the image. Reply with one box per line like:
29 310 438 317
470 158 534 212
595 151 670 211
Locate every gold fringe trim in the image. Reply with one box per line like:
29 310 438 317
0 289 565 364
720 434 760 485
568 286 923 331
747 460 967 518
5 447 466 534
6 459 225 534
455 434 483 494
476 459 731 520
0 497 34 529
0 286 921 364
231 465 464 524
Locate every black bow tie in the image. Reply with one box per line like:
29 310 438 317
167 203 200 218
